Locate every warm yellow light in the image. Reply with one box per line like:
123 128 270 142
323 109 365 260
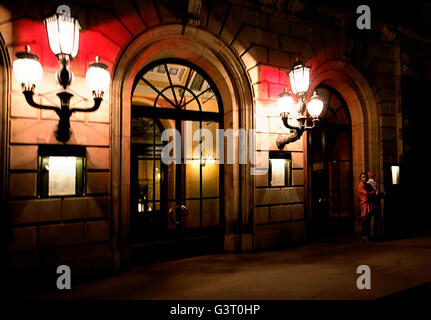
86 57 110 95
277 90 295 114
307 91 324 117
289 61 310 95
13 47 43 89
206 157 216 165
391 165 400 185
44 5 80 58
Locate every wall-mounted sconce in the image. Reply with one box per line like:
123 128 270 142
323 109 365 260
276 60 323 149
12 5 110 143
391 165 400 185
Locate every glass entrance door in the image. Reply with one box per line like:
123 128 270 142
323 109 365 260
130 60 223 262
308 85 353 239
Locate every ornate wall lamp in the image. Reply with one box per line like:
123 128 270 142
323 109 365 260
276 60 323 149
12 5 110 143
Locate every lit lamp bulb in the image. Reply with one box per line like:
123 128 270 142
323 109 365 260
307 91 324 118
44 5 80 59
13 45 43 91
277 89 294 115
86 56 110 98
289 60 310 95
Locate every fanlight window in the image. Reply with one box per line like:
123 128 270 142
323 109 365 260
316 85 351 125
132 62 220 113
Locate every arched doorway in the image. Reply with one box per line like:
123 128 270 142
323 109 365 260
129 59 224 262
309 62 380 233
111 25 254 270
0 33 9 202
308 84 353 238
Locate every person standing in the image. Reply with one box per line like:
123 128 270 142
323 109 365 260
358 172 376 242
367 170 383 240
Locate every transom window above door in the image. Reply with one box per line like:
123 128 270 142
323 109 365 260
132 61 220 113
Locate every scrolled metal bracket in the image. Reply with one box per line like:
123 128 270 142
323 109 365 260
23 89 102 143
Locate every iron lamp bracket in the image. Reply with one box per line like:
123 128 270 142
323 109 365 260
23 88 102 143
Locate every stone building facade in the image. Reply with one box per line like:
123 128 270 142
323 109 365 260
1 0 430 280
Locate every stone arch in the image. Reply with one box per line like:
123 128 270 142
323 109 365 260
110 25 254 268
309 61 380 225
0 32 10 201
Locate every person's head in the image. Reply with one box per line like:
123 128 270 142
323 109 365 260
367 170 375 179
360 172 368 183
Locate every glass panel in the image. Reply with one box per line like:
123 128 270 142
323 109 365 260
165 63 190 86
329 93 342 113
185 199 200 228
329 191 339 217
336 108 348 124
202 121 219 161
183 120 201 161
338 131 351 160
311 129 324 161
183 96 200 111
202 199 219 226
185 163 200 199
199 90 219 113
132 117 154 147
339 162 351 190
167 162 176 201
155 159 161 201
328 160 339 192
138 159 154 201
132 79 153 106
326 131 338 161
202 120 219 197
326 110 338 124
202 163 219 197
155 95 175 109
340 190 351 217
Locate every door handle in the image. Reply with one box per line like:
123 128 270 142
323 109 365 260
168 204 189 225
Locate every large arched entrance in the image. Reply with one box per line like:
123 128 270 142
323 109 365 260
309 62 380 233
129 59 224 262
308 84 353 238
110 25 254 269
0 33 9 202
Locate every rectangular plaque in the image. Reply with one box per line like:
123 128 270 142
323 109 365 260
270 159 286 187
48 156 76 196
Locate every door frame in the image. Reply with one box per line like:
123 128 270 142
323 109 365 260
111 25 254 270
307 84 354 238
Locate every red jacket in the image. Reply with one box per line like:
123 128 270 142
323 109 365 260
358 181 376 218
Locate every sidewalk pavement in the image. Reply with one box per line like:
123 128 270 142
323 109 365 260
14 231 431 300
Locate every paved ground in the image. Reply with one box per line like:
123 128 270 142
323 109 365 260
16 231 431 300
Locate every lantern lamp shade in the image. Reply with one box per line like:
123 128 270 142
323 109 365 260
277 90 295 114
13 51 43 88
289 61 310 95
44 11 80 58
86 60 110 93
307 92 324 117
